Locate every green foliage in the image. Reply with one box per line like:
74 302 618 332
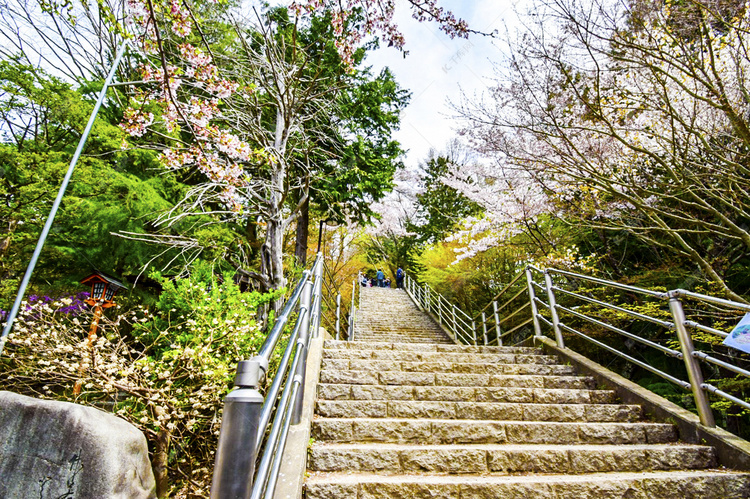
136 261 284 354
362 232 422 279
0 58 189 307
409 152 483 244
416 242 526 314
1 262 283 494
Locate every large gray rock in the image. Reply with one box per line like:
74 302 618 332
0 391 155 498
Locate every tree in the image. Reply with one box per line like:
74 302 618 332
119 6 410 303
294 64 410 266
0 59 181 307
456 0 750 300
408 144 483 244
290 0 472 64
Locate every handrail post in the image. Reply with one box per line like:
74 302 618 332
291 279 314 425
544 271 565 348
348 278 356 341
472 320 477 346
210 359 265 498
335 293 341 341
526 267 543 337
668 295 716 428
493 300 502 346
425 285 430 312
310 256 324 338
452 307 458 341
481 312 488 346
438 297 443 324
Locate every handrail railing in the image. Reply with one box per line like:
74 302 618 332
210 253 324 499
405 264 750 433
405 271 535 347
345 273 362 341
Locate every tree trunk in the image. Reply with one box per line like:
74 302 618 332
245 217 261 263
153 428 170 498
261 212 287 317
295 196 310 268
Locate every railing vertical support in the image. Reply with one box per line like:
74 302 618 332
438 298 443 325
309 256 324 338
481 312 488 346
452 307 458 342
668 295 716 428
472 320 477 346
291 279 314 425
348 279 356 341
493 301 502 346
526 267 543 337
335 293 341 341
544 271 565 349
210 359 265 498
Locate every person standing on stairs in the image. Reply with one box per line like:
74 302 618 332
396 267 404 288
376 268 385 288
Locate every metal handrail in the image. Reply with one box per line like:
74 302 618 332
548 268 667 299
211 253 324 498
408 263 750 432
473 271 527 320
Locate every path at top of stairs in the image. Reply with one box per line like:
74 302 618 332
305 289 750 498
353 286 452 344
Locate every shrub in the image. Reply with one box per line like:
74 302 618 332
1 262 283 497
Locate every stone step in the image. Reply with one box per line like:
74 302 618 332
354 336 452 344
326 341 539 354
308 443 716 474
354 332 449 339
316 400 642 422
321 358 578 376
356 323 445 328
355 328 447 343
318 370 596 390
322 349 559 365
317 384 617 404
305 470 750 498
312 418 677 445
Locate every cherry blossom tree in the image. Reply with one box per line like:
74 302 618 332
290 0 472 64
456 0 750 300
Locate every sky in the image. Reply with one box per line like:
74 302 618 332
364 0 524 170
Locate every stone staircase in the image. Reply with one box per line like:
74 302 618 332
353 287 452 344
305 289 750 497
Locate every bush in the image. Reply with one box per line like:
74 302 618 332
1 262 283 497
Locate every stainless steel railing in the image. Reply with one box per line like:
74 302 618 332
404 274 481 345
210 253 324 499
345 273 362 341
406 266 750 430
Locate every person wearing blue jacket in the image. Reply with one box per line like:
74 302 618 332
376 269 385 288
396 267 404 288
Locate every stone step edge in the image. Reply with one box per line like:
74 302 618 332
325 340 541 353
320 360 576 371
317 383 617 401
308 442 716 473
319 370 596 387
305 469 750 485
313 417 670 427
309 442 711 451
315 400 642 419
